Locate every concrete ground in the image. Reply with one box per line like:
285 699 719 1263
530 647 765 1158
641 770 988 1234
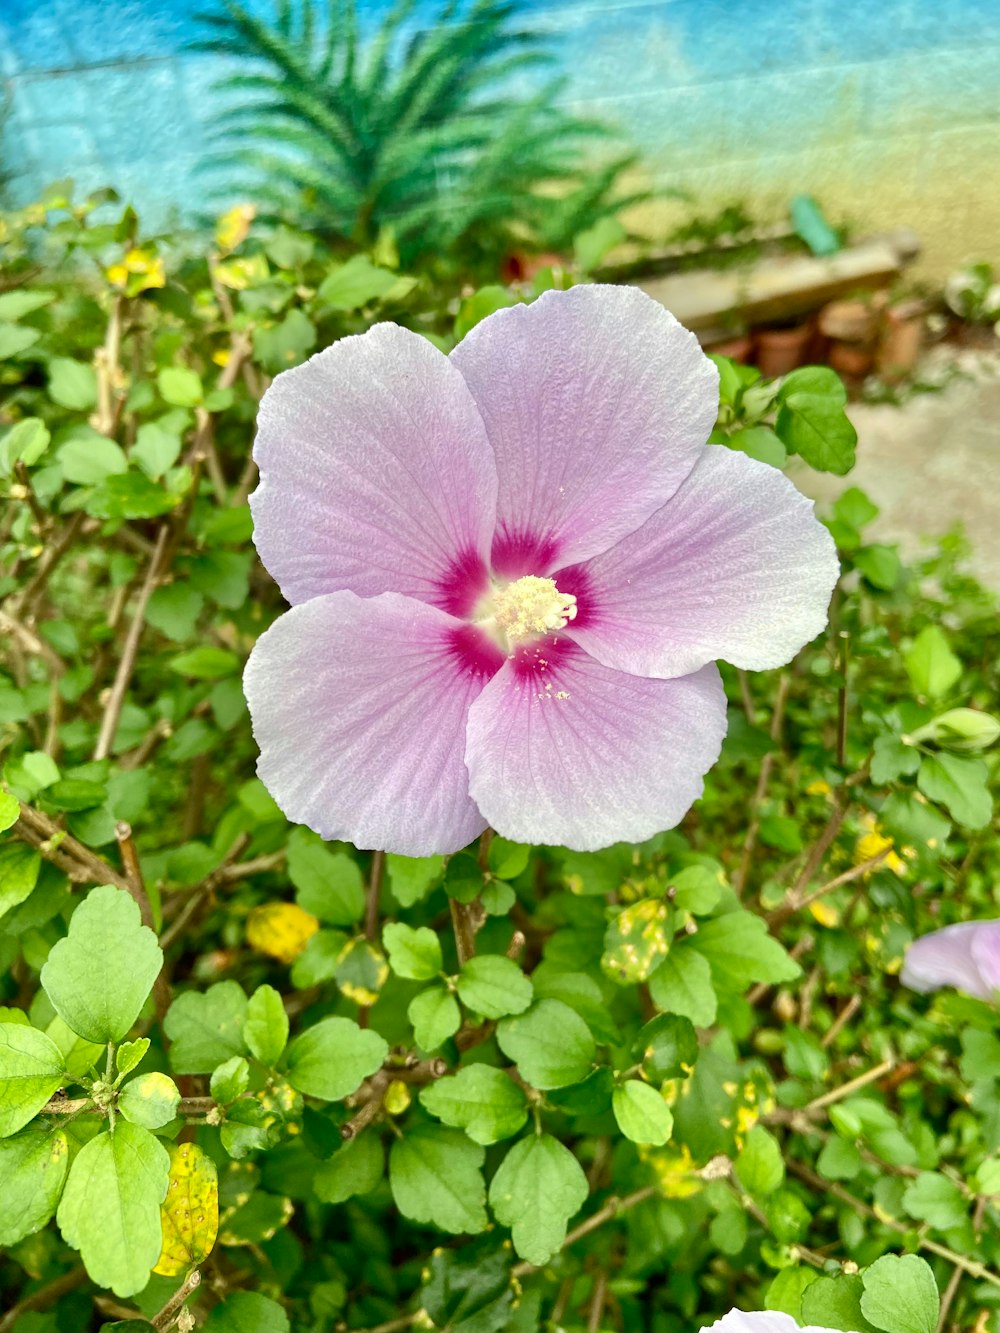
792 348 1000 590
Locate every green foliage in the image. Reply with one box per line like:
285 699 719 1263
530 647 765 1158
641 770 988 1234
1 190 998 1331
196 0 642 273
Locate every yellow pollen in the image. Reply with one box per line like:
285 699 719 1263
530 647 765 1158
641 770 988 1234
490 575 577 642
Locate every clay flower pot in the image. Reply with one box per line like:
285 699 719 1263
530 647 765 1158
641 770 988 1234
877 299 925 381
827 339 875 378
754 321 813 377
709 331 753 362
818 298 877 343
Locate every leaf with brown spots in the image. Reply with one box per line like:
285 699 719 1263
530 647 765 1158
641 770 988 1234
153 1141 219 1277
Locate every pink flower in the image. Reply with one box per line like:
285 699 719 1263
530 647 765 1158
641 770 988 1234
244 285 838 855
706 1315 849 1333
901 920 1000 1000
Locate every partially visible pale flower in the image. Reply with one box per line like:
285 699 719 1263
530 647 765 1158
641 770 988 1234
901 919 1000 1000
244 285 839 855
706 1315 852 1333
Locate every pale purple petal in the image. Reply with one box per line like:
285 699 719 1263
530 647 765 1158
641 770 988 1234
251 324 498 614
902 921 1000 1000
449 284 719 575
244 591 498 856
970 923 1000 993
464 642 726 850
706 1314 844 1333
563 447 839 679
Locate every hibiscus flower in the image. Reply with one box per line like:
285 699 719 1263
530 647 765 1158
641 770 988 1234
244 285 838 854
901 919 1000 1000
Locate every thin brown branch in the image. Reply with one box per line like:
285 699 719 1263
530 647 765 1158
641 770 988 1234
159 833 255 951
449 899 477 966
786 1161 1000 1288
0 1267 88 1333
14 801 132 893
152 1269 202 1331
734 672 790 895
93 525 169 761
767 848 889 930
821 993 861 1048
9 510 85 614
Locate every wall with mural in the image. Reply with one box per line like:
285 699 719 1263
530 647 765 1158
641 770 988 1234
2 0 999 277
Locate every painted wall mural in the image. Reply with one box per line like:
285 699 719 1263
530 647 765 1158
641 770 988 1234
2 0 999 276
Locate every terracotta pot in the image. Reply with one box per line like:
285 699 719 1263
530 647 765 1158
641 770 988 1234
709 333 753 362
827 338 875 378
877 301 925 381
754 321 813 377
818 298 877 343
501 251 567 283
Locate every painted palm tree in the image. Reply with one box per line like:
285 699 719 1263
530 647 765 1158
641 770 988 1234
195 0 644 269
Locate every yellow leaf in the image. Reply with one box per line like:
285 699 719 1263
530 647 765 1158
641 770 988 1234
854 820 905 876
246 902 319 964
215 204 255 254
154 1142 219 1277
383 1079 411 1115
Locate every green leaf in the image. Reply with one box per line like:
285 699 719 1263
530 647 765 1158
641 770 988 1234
285 1016 387 1101
612 1080 673 1145
917 753 992 830
457 955 533 1020
487 837 530 880
118 1072 181 1129
0 1025 71 1136
317 255 400 310
48 357 98 410
202 1293 290 1333
58 433 128 484
871 735 921 784
1 418 50 475
669 864 724 916
383 922 442 981
288 828 365 925
0 842 41 921
635 1014 699 1080
244 985 289 1066
168 646 240 680
766 1267 821 1317
488 1134 588 1264
40 885 163 1044
901 1171 968 1231
164 981 248 1074
0 1126 69 1244
859 1254 939 1333
736 1124 785 1195
648 944 717 1026
116 1038 150 1079
454 286 517 340
390 1124 487 1234
602 898 672 983
57 1121 170 1297
157 366 204 408
385 853 445 906
0 323 40 359
253 310 317 371
496 1000 595 1089
775 366 857 474
0 289 54 320
801 1275 878 1331
420 1065 528 1145
0 789 19 832
408 986 461 1052
573 215 625 272
904 626 962 699
132 421 182 479
691 910 802 988
314 1132 384 1204
145 583 204 642
726 426 787 468
855 544 902 591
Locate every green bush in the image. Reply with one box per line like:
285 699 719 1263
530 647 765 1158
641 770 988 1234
0 189 998 1332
